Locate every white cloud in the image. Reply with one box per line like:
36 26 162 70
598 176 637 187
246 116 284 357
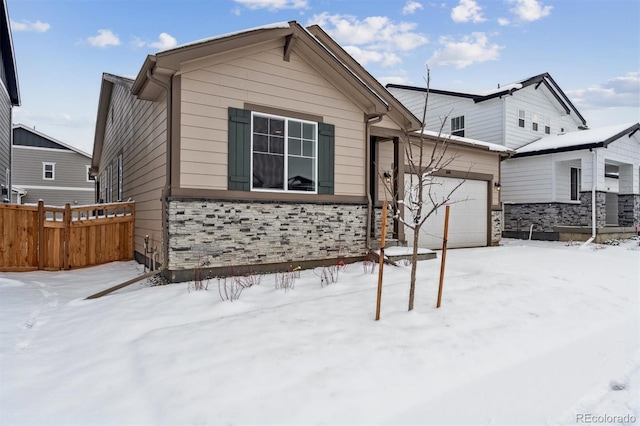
451 0 485 23
148 33 178 50
87 29 121 48
378 75 410 86
402 1 423 15
498 18 510 26
344 46 402 67
233 0 308 10
307 13 428 68
508 0 552 22
428 32 502 69
10 19 50 32
566 72 640 109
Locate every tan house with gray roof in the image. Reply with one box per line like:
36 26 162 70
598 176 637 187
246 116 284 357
92 21 509 282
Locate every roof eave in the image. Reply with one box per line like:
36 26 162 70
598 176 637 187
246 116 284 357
92 74 115 169
1 0 20 105
512 142 605 158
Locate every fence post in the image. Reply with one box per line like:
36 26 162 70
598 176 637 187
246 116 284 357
63 203 71 270
38 200 45 270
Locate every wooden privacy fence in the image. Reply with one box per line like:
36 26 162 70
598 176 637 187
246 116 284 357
0 201 135 272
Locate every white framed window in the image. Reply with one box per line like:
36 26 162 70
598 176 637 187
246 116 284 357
518 109 525 128
571 167 581 201
43 162 55 180
86 165 95 182
117 154 123 202
544 117 551 134
450 116 465 137
532 113 539 131
251 112 317 193
107 164 113 203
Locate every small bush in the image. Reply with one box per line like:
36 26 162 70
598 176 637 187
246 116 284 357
233 273 262 288
274 271 297 292
362 260 376 274
315 265 340 287
217 277 244 301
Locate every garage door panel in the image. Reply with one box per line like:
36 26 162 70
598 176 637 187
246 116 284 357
404 175 488 249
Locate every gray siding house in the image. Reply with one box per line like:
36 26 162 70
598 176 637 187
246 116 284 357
12 124 94 206
0 0 20 202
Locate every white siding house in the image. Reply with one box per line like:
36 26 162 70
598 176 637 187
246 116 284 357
388 73 640 240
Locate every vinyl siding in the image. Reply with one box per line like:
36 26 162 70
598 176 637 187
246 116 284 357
12 145 93 205
99 80 167 263
501 156 554 203
504 86 582 151
178 40 367 196
0 84 10 189
388 88 505 146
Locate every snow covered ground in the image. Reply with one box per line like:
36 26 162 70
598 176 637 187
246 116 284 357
1 238 638 425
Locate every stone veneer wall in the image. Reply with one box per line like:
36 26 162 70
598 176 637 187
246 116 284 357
504 191 607 233
167 199 368 271
491 210 502 245
373 205 395 240
618 194 640 227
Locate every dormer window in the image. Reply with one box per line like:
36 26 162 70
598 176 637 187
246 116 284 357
532 114 539 131
451 116 465 137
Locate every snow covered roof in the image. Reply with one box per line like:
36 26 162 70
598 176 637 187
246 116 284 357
413 129 514 154
514 123 640 157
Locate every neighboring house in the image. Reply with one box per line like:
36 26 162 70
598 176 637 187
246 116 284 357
0 0 20 202
388 73 640 240
12 124 94 206
92 21 507 282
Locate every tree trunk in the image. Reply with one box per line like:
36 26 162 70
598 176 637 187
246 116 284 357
408 224 421 311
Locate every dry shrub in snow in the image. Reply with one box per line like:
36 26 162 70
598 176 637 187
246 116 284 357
274 271 297 292
315 265 340 287
217 278 244 301
233 273 262 288
362 260 376 274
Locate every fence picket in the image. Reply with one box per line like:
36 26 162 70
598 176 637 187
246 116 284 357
0 201 135 272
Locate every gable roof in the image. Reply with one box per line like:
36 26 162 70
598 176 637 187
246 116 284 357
91 73 134 170
412 129 514 155
387 72 586 127
0 0 19 105
512 122 640 158
13 124 91 158
130 21 421 131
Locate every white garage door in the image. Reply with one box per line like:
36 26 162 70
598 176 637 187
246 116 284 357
403 175 488 249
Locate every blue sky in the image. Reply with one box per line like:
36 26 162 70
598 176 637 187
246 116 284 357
7 0 640 154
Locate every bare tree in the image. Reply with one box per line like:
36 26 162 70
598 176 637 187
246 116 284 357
380 67 472 311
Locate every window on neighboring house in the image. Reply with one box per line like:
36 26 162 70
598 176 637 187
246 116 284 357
251 112 317 192
518 109 525 128
544 117 551 134
532 114 539 131
117 154 123 201
86 165 95 182
43 162 55 180
107 164 113 203
450 116 465 137
571 167 581 201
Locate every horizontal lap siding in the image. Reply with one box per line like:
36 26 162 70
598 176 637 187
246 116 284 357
100 82 166 261
502 156 553 203
0 88 10 188
179 41 365 196
505 88 581 151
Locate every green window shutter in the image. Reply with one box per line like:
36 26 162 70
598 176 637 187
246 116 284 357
317 123 335 195
228 107 251 191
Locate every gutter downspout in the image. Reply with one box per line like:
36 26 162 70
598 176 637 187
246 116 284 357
146 68 172 272
366 114 384 250
581 149 597 248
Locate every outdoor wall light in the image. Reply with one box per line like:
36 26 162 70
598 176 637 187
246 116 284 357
494 182 501 190
383 171 391 184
